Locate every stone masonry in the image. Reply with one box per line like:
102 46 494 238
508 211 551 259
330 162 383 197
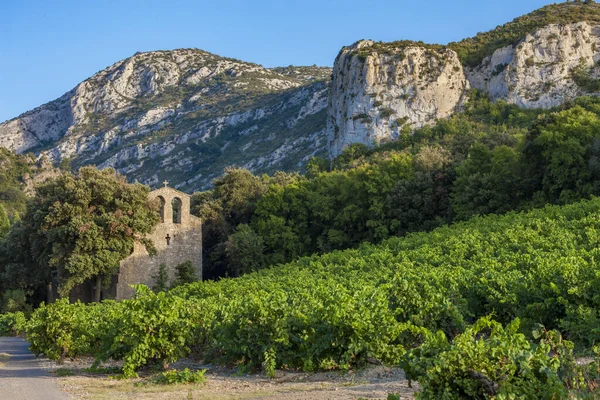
114 183 202 300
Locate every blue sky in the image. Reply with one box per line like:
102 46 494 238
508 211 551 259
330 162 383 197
1 0 553 122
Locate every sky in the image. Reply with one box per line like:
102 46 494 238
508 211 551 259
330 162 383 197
1 0 554 123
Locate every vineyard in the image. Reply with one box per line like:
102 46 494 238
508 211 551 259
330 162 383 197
4 197 600 397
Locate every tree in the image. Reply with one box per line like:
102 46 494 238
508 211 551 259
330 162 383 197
0 204 9 237
225 224 265 276
305 156 330 178
2 166 159 301
451 143 522 220
152 263 169 292
192 168 270 279
523 106 600 203
171 261 198 288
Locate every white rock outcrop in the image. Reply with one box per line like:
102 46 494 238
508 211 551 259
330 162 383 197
467 22 600 108
327 23 600 157
0 49 331 190
327 40 470 157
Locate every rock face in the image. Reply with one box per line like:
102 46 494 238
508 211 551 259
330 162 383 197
327 40 470 157
6 16 600 172
0 49 331 190
327 22 600 157
467 22 600 108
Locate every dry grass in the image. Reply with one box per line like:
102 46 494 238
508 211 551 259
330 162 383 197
59 375 297 400
57 366 416 400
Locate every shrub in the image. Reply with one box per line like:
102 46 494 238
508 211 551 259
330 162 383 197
26 299 121 362
100 286 199 378
0 312 26 336
152 263 169 292
401 317 569 399
172 261 198 288
380 108 395 119
153 368 206 385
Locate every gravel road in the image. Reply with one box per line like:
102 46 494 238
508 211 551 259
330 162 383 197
0 337 69 400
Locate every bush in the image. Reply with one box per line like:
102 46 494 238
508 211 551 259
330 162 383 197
99 286 199 378
0 312 26 336
26 299 121 361
401 317 569 399
152 263 169 292
153 368 206 385
1 289 32 313
171 261 198 288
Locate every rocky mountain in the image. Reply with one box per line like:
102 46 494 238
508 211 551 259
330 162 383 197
0 49 330 190
4 2 600 181
328 2 600 157
327 40 470 156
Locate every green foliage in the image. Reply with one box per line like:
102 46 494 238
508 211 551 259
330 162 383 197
225 224 265 276
449 2 600 67
194 94 600 280
172 261 198 288
1 289 32 313
54 368 75 377
0 312 26 336
25 197 600 390
152 264 169 292
451 143 522 220
524 106 600 203
0 204 9 237
192 167 301 278
0 166 159 300
152 368 206 385
263 347 276 378
0 148 31 221
572 59 600 92
402 317 569 399
98 286 198 378
305 156 330 178
26 299 119 361
82 365 122 375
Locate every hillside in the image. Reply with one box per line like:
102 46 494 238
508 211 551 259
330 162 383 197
4 2 600 186
449 1 600 66
0 49 331 191
0 149 60 222
328 1 600 156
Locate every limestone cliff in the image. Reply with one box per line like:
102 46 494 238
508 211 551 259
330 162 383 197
467 22 600 108
0 49 330 190
328 5 600 157
327 41 469 157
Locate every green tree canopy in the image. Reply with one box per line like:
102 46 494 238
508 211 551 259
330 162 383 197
0 205 9 237
1 166 159 301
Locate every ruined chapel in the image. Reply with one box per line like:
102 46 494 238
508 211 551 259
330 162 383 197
70 183 203 301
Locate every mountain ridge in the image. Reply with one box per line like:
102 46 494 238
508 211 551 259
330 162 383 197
0 48 331 191
328 2 600 156
3 2 600 186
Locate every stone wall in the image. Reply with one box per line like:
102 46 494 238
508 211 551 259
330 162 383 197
114 186 202 300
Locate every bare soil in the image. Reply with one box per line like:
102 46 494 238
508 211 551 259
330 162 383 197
53 357 417 400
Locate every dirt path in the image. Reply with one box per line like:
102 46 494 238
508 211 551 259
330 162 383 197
0 337 70 400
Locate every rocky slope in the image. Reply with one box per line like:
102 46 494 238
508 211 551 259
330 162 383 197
328 3 600 157
467 22 600 108
0 49 330 190
5 2 600 174
327 40 470 156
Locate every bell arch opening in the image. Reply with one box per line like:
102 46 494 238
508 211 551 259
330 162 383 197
156 196 166 223
172 197 182 224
